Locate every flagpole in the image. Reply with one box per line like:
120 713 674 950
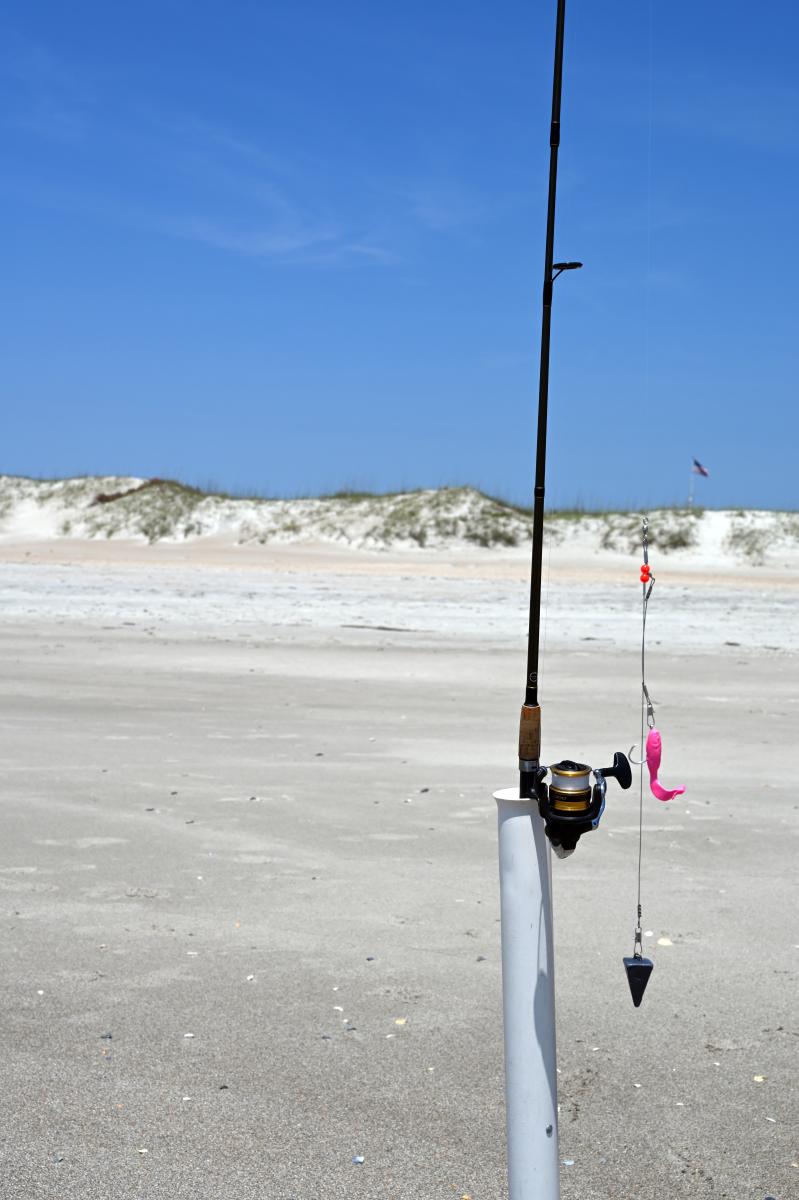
687 462 695 508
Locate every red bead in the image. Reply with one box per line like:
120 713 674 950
641 563 650 574
640 574 648 583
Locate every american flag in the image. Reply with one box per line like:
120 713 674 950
692 458 710 477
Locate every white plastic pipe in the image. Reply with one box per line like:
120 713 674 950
494 787 560 1200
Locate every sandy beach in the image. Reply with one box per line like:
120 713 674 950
0 536 796 1199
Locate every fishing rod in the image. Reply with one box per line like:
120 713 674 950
517 0 631 853
494 6 685 1195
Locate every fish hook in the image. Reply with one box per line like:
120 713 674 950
628 742 646 766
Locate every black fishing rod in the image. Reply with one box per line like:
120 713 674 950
518 0 576 795
518 0 631 847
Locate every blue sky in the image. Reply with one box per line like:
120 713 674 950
2 1 797 509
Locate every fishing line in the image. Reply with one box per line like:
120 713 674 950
624 512 685 1009
633 517 655 957
632 0 656 961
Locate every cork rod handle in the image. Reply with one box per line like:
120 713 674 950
518 704 541 762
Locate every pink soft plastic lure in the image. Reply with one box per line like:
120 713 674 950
646 729 685 802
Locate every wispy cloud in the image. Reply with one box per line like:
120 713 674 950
1 35 91 141
296 240 398 267
0 170 396 267
174 214 397 266
374 171 533 240
657 79 799 155
147 112 291 178
404 179 488 232
163 215 339 259
151 118 395 265
0 42 394 269
2 37 505 268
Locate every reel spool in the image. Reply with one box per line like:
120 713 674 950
535 752 632 858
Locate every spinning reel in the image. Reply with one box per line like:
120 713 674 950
530 753 632 858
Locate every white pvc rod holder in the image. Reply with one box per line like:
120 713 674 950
495 787 560 1200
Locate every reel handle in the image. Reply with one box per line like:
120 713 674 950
596 751 632 791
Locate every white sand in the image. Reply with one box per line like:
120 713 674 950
0 505 796 1198
1 527 797 656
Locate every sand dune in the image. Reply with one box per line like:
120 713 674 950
1 475 797 571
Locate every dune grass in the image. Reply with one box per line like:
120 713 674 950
0 474 796 557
